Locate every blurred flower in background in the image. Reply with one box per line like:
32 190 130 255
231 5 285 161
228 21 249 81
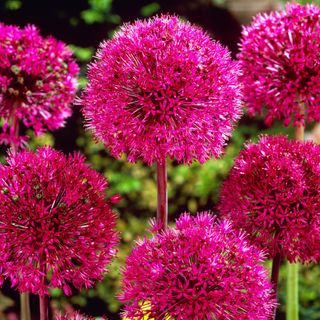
238 3 320 127
0 23 79 146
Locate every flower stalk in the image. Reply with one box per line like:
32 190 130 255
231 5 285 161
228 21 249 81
286 261 299 320
156 159 168 230
11 109 19 152
39 253 48 320
271 252 281 319
20 293 31 320
286 113 304 320
10 104 32 320
39 294 48 320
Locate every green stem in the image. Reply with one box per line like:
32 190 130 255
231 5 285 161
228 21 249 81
20 293 31 320
286 262 299 320
286 105 304 320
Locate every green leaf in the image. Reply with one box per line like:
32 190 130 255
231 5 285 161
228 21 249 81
69 45 94 62
140 2 160 17
5 0 22 10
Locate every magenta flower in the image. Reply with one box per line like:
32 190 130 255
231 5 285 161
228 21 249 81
238 3 320 126
120 212 275 319
82 15 242 165
0 147 118 295
0 23 79 145
219 135 320 263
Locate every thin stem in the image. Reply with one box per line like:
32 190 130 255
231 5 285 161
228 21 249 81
39 257 48 320
285 107 304 320
270 253 281 320
286 262 299 320
20 293 31 320
10 101 19 153
294 125 304 142
294 103 305 142
9 104 31 320
40 295 48 320
156 159 168 230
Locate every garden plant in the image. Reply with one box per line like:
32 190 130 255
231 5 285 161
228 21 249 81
0 1 319 320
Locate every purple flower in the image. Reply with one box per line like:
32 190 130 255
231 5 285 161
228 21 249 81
120 212 275 319
82 15 242 165
219 135 320 263
0 147 118 295
0 23 79 144
238 3 320 126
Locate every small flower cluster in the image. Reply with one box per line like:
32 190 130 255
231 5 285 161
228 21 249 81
0 147 118 295
238 3 320 126
0 23 79 143
82 15 242 165
120 212 275 320
219 135 320 263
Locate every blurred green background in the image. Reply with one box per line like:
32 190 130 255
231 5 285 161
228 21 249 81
0 0 319 319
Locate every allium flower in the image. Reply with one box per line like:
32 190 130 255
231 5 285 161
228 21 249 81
238 3 320 126
0 147 118 295
120 212 275 319
219 135 320 263
82 15 242 165
0 23 79 144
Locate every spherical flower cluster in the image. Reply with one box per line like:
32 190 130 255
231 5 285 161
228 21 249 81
82 15 242 165
238 3 320 126
0 147 118 295
219 135 320 263
120 212 275 320
0 23 79 145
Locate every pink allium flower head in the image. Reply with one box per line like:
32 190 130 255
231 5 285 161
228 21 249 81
0 147 118 295
238 3 320 126
0 23 79 144
82 15 242 165
219 135 320 263
120 212 275 320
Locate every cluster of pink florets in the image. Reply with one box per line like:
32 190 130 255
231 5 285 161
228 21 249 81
4 5 320 318
0 23 79 143
120 212 275 320
0 147 118 295
238 3 320 126
82 15 242 165
219 135 320 263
